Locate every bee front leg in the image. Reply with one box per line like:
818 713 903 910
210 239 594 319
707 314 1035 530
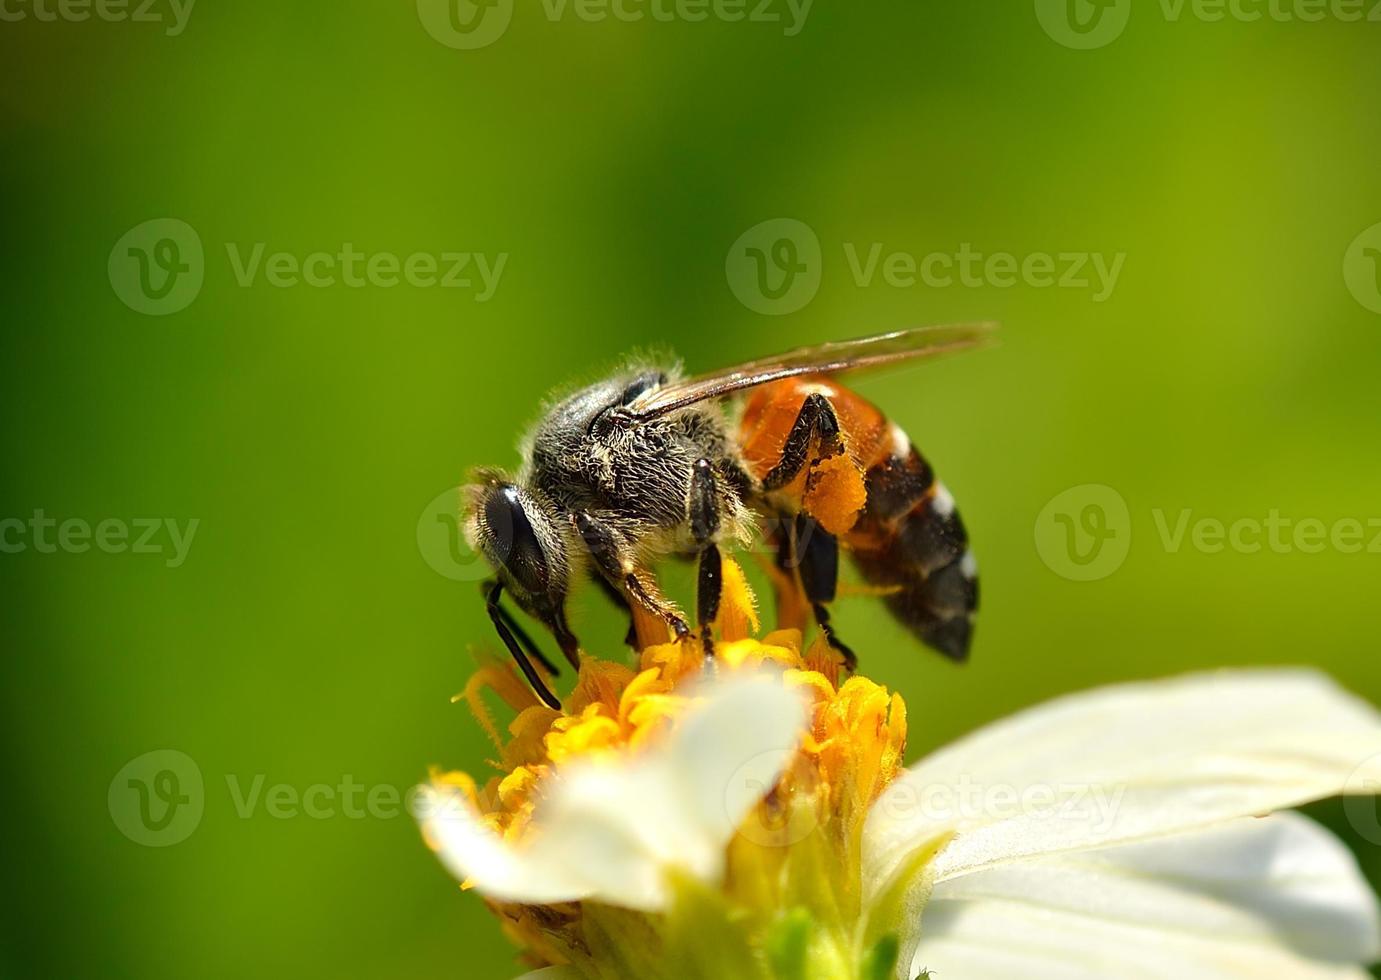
624 571 692 646
572 510 691 647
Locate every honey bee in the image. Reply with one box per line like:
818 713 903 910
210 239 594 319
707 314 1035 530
463 323 993 707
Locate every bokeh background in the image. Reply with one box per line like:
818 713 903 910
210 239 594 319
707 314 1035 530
3 2 1381 977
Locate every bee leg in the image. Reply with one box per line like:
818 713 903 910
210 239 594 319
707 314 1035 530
761 393 844 492
789 513 858 671
624 572 692 642
689 459 723 658
696 544 723 659
484 580 561 709
573 510 691 643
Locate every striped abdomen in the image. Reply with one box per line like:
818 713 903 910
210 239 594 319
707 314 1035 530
846 437 978 660
739 377 978 661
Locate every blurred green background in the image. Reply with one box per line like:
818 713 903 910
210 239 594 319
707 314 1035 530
3 2 1381 977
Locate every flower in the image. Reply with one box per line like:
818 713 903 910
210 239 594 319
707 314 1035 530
418 563 1381 979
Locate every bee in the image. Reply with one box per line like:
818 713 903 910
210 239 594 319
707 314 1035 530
463 323 993 708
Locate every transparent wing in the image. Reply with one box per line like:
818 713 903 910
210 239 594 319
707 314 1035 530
626 322 997 419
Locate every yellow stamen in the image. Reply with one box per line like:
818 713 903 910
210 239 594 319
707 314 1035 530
425 557 909 975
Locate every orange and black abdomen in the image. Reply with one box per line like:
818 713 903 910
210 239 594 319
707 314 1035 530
739 377 978 661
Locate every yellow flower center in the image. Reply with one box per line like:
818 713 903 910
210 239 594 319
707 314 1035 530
426 559 909 978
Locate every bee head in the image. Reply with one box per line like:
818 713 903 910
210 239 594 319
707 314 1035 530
462 472 570 613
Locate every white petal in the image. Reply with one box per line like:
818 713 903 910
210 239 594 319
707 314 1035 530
514 969 580 980
909 813 1379 979
420 672 808 910
417 781 592 905
865 669 1381 900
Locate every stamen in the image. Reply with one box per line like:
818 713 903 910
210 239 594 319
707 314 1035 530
458 661 544 755
432 556 913 975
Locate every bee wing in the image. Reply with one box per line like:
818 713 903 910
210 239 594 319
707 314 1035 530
626 322 997 419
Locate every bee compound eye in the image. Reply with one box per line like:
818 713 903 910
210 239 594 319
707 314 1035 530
483 486 550 594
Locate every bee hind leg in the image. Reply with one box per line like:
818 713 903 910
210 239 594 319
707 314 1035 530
761 392 844 492
787 513 858 671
